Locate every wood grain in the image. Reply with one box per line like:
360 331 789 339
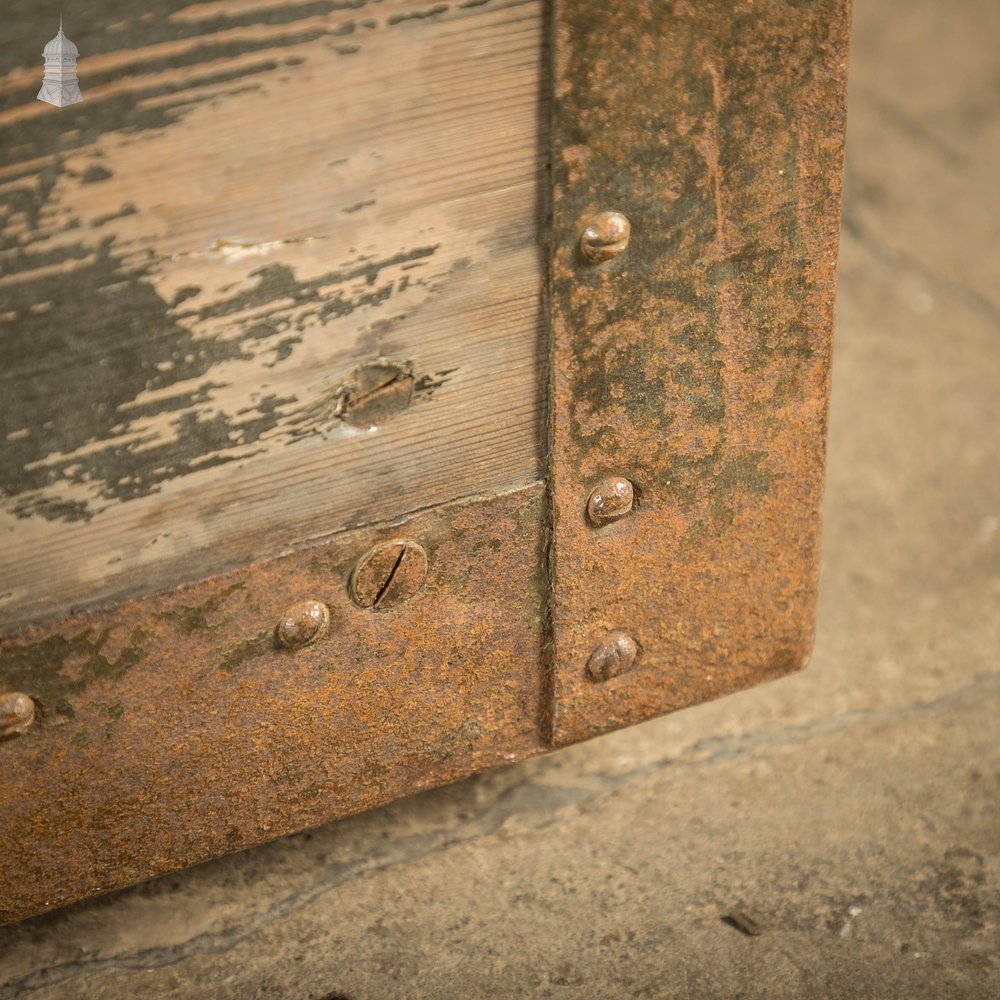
0 0 547 628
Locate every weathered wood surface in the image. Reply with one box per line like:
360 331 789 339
0 0 546 628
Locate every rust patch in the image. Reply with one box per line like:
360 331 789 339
0 484 547 926
547 0 851 743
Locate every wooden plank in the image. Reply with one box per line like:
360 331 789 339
0 0 546 628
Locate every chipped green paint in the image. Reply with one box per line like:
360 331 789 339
388 6 451 26
0 243 440 523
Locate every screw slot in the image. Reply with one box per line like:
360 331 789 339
350 540 428 610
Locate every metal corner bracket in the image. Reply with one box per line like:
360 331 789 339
0 0 850 924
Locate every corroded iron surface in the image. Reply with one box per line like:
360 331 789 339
0 486 547 925
547 0 851 744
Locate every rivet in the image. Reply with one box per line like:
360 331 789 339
350 539 428 610
276 599 329 649
0 692 36 737
580 210 631 263
586 631 639 682
587 476 634 525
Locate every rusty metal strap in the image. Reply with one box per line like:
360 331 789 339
547 0 850 744
0 487 549 924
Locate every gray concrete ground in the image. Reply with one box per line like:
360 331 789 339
1 0 998 996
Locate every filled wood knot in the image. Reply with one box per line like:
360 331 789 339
586 476 634 525
579 210 631 263
0 692 36 737
586 631 639 682
342 360 414 428
276 599 330 649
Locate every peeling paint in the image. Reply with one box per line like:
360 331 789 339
0 0 548 631
547 0 850 743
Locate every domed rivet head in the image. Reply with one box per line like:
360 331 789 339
276 599 329 649
0 692 36 738
350 540 428 610
586 632 639 682
586 476 634 526
580 210 631 263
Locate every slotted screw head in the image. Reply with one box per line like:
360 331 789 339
0 692 36 737
587 476 634 525
350 539 428 610
586 632 639 682
277 599 329 648
580 210 631 263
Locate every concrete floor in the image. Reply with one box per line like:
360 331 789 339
2 0 998 996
